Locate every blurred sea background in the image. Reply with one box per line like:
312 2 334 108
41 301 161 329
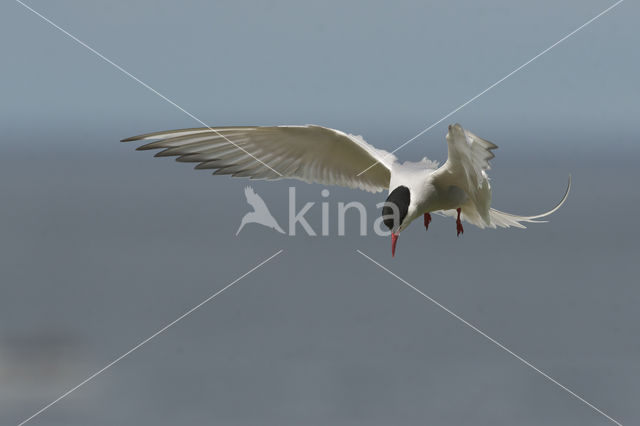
1 1 638 425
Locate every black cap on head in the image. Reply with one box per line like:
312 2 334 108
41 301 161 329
382 185 410 231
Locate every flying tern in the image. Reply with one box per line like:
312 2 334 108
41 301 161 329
122 123 570 256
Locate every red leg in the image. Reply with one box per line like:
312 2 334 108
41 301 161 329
423 212 431 231
456 208 464 236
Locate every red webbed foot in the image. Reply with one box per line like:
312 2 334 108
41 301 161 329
456 208 464 237
424 213 431 231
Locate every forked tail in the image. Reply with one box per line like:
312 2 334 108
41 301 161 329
489 175 571 229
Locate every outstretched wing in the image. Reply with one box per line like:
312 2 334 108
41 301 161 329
432 123 497 224
436 175 571 229
122 125 396 193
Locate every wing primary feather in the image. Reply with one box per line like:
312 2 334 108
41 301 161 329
122 125 396 192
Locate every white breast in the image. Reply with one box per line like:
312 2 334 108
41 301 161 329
389 161 437 229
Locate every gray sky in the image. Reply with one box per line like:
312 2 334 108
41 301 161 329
1 1 638 425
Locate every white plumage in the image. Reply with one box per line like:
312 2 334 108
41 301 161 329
123 125 396 193
123 122 570 254
430 124 570 229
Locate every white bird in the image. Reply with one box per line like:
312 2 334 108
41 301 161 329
122 123 570 256
236 186 285 235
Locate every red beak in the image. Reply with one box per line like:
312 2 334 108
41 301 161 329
391 233 399 257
